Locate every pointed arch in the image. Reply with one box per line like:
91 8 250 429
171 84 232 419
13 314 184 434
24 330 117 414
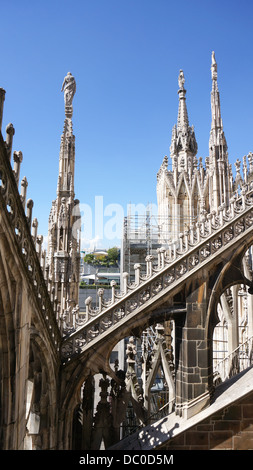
24 330 58 450
0 248 16 449
176 175 191 233
191 174 201 222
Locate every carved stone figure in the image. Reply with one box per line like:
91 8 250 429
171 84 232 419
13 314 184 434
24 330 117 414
61 72 76 114
178 69 185 89
211 51 217 80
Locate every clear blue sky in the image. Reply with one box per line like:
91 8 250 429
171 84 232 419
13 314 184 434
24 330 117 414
1 0 253 250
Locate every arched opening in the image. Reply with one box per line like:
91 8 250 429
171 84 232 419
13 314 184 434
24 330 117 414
0 258 16 450
0 306 13 449
212 247 253 385
72 403 83 450
24 338 56 450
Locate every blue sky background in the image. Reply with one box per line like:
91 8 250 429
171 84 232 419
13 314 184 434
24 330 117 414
1 0 253 250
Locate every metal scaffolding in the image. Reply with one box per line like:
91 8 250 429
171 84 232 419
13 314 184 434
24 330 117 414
120 211 194 281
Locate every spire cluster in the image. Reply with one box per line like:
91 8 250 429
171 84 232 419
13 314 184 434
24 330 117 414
157 52 233 242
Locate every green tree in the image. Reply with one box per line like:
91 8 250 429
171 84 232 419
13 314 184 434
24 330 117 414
107 247 119 265
83 253 95 264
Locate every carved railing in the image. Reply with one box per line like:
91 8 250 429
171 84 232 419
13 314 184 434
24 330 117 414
213 335 253 385
61 187 253 361
0 132 61 354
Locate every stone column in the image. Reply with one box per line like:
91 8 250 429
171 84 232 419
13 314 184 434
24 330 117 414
122 272 128 294
134 263 141 286
20 177 28 209
26 199 34 229
175 276 212 419
13 151 23 186
5 123 15 161
110 280 116 303
97 288 104 313
0 88 6 132
31 218 38 243
82 375 94 450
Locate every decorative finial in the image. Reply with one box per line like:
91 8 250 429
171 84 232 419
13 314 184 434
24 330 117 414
178 70 185 90
211 51 217 81
61 72 76 118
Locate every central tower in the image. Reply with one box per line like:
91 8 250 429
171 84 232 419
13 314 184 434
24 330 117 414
156 69 199 243
170 69 198 178
46 72 81 325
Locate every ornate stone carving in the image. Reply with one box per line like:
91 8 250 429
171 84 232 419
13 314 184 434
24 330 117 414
178 69 185 89
61 72 76 118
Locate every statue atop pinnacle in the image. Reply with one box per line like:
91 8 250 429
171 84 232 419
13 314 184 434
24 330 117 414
61 72 76 118
178 69 185 90
211 51 217 81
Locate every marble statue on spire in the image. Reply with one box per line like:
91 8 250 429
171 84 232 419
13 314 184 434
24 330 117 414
211 51 217 81
61 72 76 117
178 70 185 89
46 70 80 326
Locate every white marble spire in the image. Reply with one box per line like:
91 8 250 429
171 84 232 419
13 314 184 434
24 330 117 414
210 51 223 133
209 52 231 209
177 70 189 132
46 73 80 325
170 69 197 176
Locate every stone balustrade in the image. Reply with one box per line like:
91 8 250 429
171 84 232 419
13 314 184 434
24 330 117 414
61 184 253 361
